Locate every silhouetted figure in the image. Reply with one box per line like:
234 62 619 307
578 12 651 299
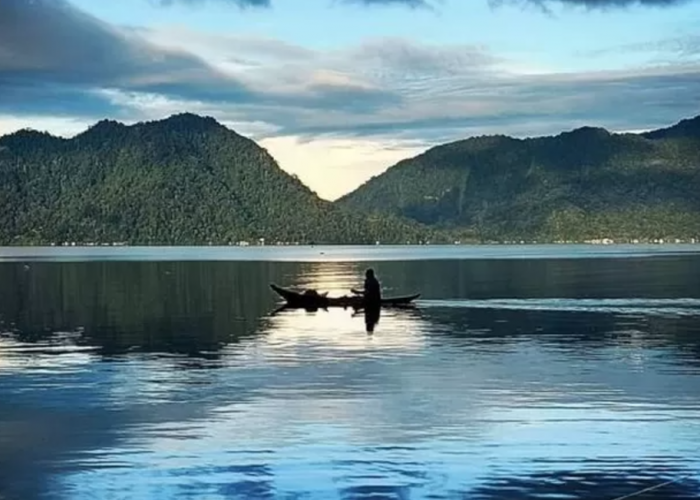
352 268 382 332
364 268 381 304
353 268 381 306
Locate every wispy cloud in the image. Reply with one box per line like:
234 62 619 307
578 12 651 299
491 0 695 9
582 34 700 59
154 0 271 7
153 0 437 8
338 0 435 8
153 0 698 8
142 24 700 139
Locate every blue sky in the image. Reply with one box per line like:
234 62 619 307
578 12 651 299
1 0 699 199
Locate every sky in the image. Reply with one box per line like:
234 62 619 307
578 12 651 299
1 0 699 200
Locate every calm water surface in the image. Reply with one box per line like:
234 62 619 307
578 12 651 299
1 246 700 500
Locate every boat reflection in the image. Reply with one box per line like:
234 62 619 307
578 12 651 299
270 304 376 334
257 306 426 359
269 301 422 334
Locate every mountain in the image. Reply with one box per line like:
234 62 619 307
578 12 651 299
337 116 700 242
0 113 441 245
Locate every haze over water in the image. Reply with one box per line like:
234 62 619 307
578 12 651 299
1 245 700 500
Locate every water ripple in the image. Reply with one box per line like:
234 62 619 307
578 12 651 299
2 254 700 499
421 298 700 317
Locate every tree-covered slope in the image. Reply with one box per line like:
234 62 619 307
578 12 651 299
337 116 700 241
0 113 440 245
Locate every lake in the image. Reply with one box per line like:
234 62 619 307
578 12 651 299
1 245 700 500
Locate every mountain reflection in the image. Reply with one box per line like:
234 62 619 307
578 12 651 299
0 261 291 357
421 305 700 358
379 256 700 300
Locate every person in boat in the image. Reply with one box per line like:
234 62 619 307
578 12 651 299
353 268 382 306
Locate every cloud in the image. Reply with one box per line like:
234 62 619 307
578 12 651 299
153 0 436 8
92 32 700 146
542 0 691 5
339 0 434 7
491 0 694 9
3 0 699 144
293 64 700 140
582 35 700 60
155 0 271 7
134 24 700 143
0 0 256 118
154 0 694 8
0 1 197 85
0 0 401 120
177 23 696 142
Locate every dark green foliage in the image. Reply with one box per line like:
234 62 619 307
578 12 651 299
338 116 700 241
0 113 442 245
4 112 700 245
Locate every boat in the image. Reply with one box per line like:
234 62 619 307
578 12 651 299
269 283 420 310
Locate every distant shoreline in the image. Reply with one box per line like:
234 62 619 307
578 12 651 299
1 240 699 248
3 243 700 264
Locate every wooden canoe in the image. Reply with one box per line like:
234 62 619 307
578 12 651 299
269 283 420 309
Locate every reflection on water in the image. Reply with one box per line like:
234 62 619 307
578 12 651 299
1 249 700 500
2 243 700 263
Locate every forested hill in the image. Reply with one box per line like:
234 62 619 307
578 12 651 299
0 113 441 245
337 115 700 242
